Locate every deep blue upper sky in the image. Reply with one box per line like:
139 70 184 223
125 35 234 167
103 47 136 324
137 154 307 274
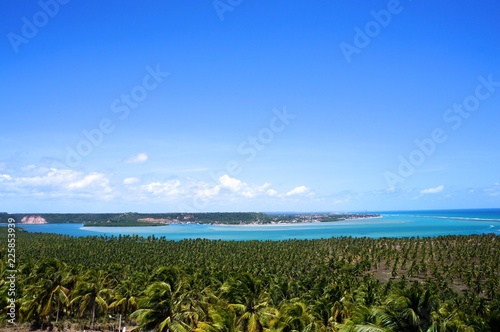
1 0 499 212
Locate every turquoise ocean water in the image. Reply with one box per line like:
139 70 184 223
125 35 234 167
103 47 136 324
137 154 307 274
11 209 500 241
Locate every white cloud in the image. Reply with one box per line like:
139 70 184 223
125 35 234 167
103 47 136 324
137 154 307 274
0 166 319 209
125 152 148 164
117 175 278 204
483 183 500 196
123 177 140 185
219 174 243 192
266 189 278 196
197 184 221 198
0 174 13 181
285 185 310 196
141 180 181 196
68 172 109 190
216 175 276 199
0 167 112 198
420 185 445 194
243 183 271 198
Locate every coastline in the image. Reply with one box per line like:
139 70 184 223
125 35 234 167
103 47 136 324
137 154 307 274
210 214 384 227
1 213 382 227
4 213 498 240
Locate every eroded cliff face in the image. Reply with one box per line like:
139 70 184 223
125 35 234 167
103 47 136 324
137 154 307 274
20 215 47 224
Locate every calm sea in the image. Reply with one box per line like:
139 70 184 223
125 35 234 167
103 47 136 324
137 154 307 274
9 209 500 241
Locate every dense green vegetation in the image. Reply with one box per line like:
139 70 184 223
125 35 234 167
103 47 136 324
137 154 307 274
1 227 499 331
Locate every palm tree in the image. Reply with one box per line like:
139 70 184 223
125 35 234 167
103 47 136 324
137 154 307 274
130 281 193 332
337 304 394 332
427 302 475 332
220 273 275 332
381 283 434 332
195 305 237 332
109 278 140 323
71 268 113 329
20 259 74 324
274 299 321 332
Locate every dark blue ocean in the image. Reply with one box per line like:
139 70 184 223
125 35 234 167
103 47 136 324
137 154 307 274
10 209 500 241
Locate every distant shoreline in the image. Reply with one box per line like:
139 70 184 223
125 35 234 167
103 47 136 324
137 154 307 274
209 215 383 226
0 212 382 227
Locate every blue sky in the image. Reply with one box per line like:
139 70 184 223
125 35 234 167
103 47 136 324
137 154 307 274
1 0 499 213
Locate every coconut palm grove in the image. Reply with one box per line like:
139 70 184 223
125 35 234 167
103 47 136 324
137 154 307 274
1 227 499 331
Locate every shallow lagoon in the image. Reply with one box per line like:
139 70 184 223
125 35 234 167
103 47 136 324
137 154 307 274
14 209 500 241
